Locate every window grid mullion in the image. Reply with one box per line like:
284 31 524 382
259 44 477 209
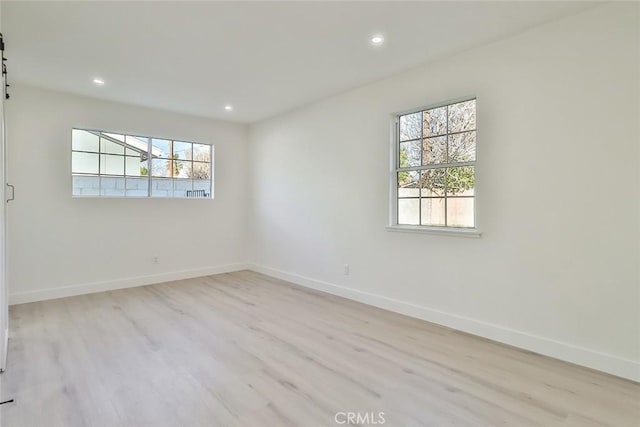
192 143 195 193
98 136 102 195
444 106 449 227
419 112 424 225
209 144 213 196
398 128 475 145
396 120 400 225
396 161 475 172
147 137 152 197
171 140 175 197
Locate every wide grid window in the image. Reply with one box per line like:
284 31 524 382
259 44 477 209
395 98 476 228
72 129 213 198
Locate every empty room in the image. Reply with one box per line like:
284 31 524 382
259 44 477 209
0 1 638 426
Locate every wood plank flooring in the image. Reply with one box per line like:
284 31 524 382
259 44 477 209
0 270 638 426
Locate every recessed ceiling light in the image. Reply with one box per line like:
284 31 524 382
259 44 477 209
224 105 233 111
371 35 384 45
92 78 105 86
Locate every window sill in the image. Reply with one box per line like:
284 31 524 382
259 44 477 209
386 225 482 238
71 195 214 200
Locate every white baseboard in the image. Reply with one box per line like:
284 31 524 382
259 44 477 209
9 263 249 305
8 262 638 382
248 263 640 383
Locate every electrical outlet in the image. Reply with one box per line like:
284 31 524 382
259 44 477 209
153 256 159 264
343 264 350 275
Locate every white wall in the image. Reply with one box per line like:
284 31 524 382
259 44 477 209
0 0 9 371
248 3 640 380
7 85 248 303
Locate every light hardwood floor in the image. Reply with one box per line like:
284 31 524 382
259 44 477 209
0 270 638 426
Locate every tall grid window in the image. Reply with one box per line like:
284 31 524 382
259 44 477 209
394 98 476 228
71 129 213 198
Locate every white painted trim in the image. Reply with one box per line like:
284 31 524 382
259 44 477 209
248 263 640 382
9 263 249 305
386 225 482 238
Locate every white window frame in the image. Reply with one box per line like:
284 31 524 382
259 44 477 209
387 96 481 237
71 128 214 199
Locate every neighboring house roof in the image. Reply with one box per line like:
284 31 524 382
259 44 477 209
86 130 164 158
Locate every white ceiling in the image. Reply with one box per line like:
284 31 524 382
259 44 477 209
3 1 597 123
